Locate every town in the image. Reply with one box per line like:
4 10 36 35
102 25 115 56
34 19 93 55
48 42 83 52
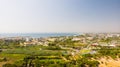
0 33 120 67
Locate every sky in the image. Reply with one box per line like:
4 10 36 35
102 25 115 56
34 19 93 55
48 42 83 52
0 0 120 33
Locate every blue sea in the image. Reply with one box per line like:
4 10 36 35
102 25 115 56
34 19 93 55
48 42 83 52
0 33 80 38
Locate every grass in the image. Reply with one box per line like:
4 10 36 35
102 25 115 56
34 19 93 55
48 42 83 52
80 48 91 54
0 54 26 61
0 53 26 67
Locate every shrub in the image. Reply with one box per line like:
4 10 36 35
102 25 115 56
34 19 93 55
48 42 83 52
2 63 17 67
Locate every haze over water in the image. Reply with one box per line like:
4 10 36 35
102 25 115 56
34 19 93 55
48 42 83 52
0 33 78 38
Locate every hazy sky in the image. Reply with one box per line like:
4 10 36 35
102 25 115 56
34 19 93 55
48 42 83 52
0 0 120 33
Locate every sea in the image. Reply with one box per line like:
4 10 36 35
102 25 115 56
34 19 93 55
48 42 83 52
0 33 80 38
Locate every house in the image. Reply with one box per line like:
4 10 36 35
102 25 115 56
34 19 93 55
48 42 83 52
108 44 116 47
72 38 81 41
23 42 36 46
91 43 99 47
47 38 56 42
